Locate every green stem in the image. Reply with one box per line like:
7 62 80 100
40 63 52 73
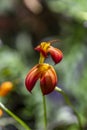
55 87 83 130
39 53 47 130
42 95 47 130
0 102 31 130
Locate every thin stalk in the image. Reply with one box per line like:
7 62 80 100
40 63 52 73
55 87 83 130
39 53 47 129
39 53 45 64
42 95 47 130
0 102 31 130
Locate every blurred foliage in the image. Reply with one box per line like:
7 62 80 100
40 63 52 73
0 0 87 130
47 0 87 21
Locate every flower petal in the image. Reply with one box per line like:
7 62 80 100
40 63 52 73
0 82 13 96
40 66 57 95
48 46 63 64
25 65 41 92
35 42 50 57
0 109 3 117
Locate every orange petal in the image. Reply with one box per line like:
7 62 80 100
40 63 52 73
48 46 63 64
0 82 13 96
40 66 57 95
0 109 3 117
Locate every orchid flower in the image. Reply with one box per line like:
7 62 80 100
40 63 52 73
25 63 57 95
35 42 63 64
25 41 63 95
25 41 82 130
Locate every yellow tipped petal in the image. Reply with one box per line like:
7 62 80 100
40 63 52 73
40 65 57 95
25 64 41 92
35 42 50 57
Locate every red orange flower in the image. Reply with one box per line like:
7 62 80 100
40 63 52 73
25 63 57 95
35 42 63 64
0 81 13 97
0 109 3 117
25 41 63 95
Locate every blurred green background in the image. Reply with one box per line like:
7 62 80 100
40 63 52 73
0 0 87 130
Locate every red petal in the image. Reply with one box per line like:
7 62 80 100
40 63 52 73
48 46 63 64
40 66 57 95
35 45 47 57
25 65 40 92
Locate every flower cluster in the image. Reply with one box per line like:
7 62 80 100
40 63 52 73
25 41 63 95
